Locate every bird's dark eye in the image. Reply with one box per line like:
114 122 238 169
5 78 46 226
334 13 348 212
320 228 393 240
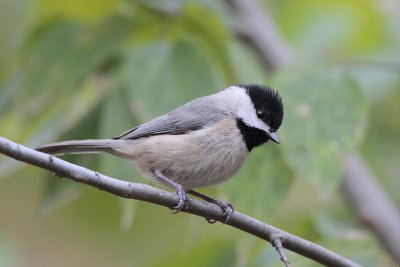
256 110 266 119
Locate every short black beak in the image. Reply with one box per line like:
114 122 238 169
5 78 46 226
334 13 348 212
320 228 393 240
268 132 280 144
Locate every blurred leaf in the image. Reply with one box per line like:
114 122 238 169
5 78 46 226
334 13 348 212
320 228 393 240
0 17 133 174
316 206 395 265
0 0 33 80
229 41 268 84
0 233 24 267
136 0 186 13
273 0 390 58
361 90 400 207
15 17 131 100
0 78 107 176
132 2 234 82
344 63 400 101
38 0 120 23
178 5 235 82
272 63 367 189
317 233 394 267
39 177 82 217
122 40 225 120
119 199 137 231
273 178 322 237
0 17 132 139
223 145 293 221
157 237 235 267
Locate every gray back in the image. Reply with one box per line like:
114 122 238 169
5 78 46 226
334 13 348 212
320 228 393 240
115 92 233 140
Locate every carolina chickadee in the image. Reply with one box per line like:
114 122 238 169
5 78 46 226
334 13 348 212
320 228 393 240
37 84 284 222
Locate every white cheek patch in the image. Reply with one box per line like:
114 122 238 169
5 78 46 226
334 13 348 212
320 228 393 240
230 86 271 133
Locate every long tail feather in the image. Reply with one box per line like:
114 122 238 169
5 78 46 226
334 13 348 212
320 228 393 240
36 139 127 156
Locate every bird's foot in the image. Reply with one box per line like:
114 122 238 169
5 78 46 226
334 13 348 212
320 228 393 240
206 199 234 224
153 169 190 213
187 190 234 224
171 185 190 213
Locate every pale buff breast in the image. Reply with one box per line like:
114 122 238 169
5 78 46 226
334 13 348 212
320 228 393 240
125 118 249 189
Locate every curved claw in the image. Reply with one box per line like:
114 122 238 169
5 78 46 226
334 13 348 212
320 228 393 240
171 186 189 213
152 170 189 214
187 190 235 224
205 202 233 224
219 202 234 224
204 200 234 224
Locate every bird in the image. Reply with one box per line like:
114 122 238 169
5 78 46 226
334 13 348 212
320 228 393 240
36 84 284 222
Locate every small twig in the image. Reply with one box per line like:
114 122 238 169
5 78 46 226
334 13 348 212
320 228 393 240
271 233 291 267
0 136 361 267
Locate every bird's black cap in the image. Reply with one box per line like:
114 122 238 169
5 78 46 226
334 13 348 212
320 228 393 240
242 84 284 131
236 84 284 151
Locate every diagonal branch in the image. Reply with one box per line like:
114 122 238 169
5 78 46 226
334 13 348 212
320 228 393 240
226 0 293 71
342 155 400 263
0 136 361 267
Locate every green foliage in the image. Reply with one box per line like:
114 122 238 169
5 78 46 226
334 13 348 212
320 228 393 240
225 145 293 221
0 0 398 266
272 0 390 58
361 90 400 207
272 64 367 189
121 40 225 120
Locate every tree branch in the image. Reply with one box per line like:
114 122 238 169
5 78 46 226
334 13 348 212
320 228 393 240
342 154 400 263
0 136 361 267
226 0 293 71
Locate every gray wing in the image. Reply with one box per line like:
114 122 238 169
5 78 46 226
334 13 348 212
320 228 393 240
114 96 229 140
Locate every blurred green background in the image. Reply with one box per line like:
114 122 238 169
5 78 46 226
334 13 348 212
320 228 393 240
0 0 399 266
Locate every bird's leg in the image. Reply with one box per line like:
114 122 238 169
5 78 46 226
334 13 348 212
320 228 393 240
187 190 234 224
153 170 189 213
